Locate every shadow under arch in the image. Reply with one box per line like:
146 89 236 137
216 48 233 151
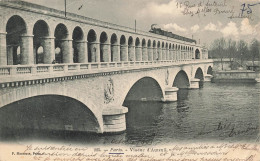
207 66 213 75
173 70 190 89
123 77 164 103
0 95 101 139
195 67 204 87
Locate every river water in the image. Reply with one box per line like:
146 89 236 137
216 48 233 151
0 82 259 145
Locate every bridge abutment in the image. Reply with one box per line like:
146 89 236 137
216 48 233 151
161 87 179 102
102 106 128 133
189 78 200 89
204 74 213 82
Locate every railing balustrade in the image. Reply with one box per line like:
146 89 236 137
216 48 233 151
0 59 213 76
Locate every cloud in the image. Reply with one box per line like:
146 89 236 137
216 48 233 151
220 21 239 38
163 23 187 32
137 0 181 18
191 25 200 33
240 19 255 35
204 23 218 31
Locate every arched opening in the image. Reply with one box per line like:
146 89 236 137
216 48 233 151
162 42 165 60
120 35 127 61
207 66 213 75
173 70 190 89
157 41 161 60
0 95 100 140
100 32 108 62
142 39 146 61
33 20 50 64
54 23 69 63
195 67 204 87
153 40 157 60
72 26 84 63
123 77 164 137
147 40 152 61
87 29 97 62
110 33 118 62
128 36 134 61
195 49 200 59
36 46 44 64
135 37 141 61
169 43 172 60
6 15 27 65
166 43 169 60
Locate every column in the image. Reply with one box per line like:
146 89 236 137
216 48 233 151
153 47 157 60
111 44 120 62
166 48 169 60
101 43 111 62
7 46 13 65
102 106 128 133
148 47 153 61
42 37 55 64
158 48 162 60
161 87 179 102
75 40 87 63
162 48 166 60
169 49 172 60
128 45 135 61
0 32 7 65
20 34 34 65
142 46 148 61
135 46 142 61
60 39 73 63
120 45 128 61
88 42 100 62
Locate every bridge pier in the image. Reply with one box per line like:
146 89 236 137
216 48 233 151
204 74 213 82
189 78 200 89
102 106 128 133
162 87 179 102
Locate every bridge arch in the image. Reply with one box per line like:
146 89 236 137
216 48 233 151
120 35 127 61
72 26 84 63
6 15 28 65
123 76 164 102
194 67 204 81
111 33 118 62
100 31 109 62
173 70 190 88
0 95 101 133
0 87 103 133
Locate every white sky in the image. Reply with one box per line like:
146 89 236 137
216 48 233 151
24 0 260 47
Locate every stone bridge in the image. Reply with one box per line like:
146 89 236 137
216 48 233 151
0 1 213 134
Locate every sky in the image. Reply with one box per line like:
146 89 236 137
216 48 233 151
23 0 260 48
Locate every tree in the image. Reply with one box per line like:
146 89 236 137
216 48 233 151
237 40 248 67
249 39 259 66
227 39 236 69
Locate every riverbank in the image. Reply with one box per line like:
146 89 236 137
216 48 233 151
212 70 259 83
